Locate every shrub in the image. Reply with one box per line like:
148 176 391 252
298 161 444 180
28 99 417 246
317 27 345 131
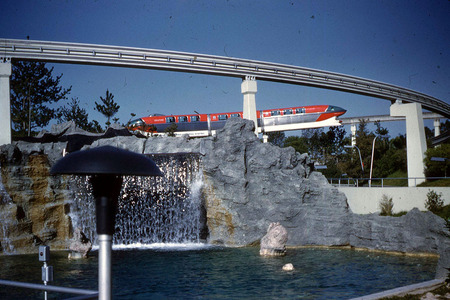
164 123 178 137
425 190 444 214
379 194 394 216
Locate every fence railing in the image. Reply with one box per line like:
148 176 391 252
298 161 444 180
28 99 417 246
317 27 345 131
328 177 449 187
0 245 98 300
0 279 98 299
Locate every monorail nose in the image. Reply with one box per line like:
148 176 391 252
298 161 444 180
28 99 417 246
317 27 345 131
327 106 347 115
334 106 346 113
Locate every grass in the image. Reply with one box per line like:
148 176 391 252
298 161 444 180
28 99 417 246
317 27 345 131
434 204 450 221
371 170 450 187
392 211 408 217
418 178 450 187
374 170 408 187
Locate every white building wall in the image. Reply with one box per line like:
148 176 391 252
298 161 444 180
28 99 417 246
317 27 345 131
338 187 450 214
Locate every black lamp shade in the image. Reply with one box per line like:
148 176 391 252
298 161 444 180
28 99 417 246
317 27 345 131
50 145 163 176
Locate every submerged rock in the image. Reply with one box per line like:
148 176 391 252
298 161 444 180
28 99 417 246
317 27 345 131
260 222 288 256
282 263 295 271
68 228 92 259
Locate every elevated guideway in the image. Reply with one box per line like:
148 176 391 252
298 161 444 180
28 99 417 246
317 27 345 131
1 39 448 117
340 112 444 125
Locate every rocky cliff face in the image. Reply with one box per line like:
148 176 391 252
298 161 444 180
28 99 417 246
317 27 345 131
0 119 448 278
200 119 352 247
0 142 70 254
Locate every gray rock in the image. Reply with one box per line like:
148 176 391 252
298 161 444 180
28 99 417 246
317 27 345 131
86 136 146 154
68 228 92 259
350 209 448 254
201 118 351 246
260 222 288 256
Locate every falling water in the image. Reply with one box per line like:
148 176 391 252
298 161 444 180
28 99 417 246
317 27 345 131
69 153 205 246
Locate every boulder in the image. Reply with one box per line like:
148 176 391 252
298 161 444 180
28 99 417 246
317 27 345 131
260 222 288 256
282 263 295 271
68 228 92 259
201 118 351 246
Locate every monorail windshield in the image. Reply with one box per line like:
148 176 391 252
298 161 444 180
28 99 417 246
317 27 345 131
326 106 346 112
128 119 144 128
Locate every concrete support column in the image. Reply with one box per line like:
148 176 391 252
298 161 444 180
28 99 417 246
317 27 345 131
0 58 12 146
390 102 427 187
263 134 268 143
351 123 357 146
241 76 258 135
434 118 441 137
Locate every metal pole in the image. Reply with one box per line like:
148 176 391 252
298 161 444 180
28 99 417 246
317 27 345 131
355 146 364 175
369 136 378 187
43 261 48 300
98 234 112 300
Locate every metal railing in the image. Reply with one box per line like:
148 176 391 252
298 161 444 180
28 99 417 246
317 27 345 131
328 177 449 187
0 245 98 299
0 279 98 299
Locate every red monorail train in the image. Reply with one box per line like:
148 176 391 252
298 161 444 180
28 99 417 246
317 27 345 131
128 105 346 137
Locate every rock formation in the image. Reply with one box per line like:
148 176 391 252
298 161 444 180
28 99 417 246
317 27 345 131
0 141 70 254
68 228 92 259
260 222 288 256
0 119 448 278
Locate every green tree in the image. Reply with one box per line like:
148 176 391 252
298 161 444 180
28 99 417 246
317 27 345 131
57 97 103 132
267 131 285 147
283 136 309 154
95 89 120 127
10 61 71 136
424 144 450 177
164 123 178 137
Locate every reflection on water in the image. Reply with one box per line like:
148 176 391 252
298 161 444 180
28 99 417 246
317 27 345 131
0 247 437 299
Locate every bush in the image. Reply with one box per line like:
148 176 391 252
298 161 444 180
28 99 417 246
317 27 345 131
425 189 444 214
379 194 394 216
164 123 178 137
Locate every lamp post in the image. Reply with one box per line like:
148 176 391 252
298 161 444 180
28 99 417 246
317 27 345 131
344 145 364 176
50 146 162 300
369 135 389 187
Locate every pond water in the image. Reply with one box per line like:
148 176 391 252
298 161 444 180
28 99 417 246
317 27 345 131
0 245 438 299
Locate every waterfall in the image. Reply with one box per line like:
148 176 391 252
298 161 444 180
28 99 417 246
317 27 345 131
69 153 205 246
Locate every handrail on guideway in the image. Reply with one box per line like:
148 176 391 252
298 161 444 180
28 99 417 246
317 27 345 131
0 38 449 119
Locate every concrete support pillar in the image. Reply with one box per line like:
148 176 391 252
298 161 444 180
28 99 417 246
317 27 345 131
0 58 12 146
241 76 258 135
263 134 268 143
434 118 441 137
351 123 357 146
390 102 427 187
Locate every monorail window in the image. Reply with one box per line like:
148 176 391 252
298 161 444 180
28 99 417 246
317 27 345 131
230 113 240 118
166 117 175 123
190 115 200 122
178 116 188 122
219 114 228 120
271 110 281 116
283 109 293 115
326 106 336 112
295 108 305 114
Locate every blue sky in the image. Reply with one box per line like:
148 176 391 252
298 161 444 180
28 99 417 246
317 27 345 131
1 0 449 137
